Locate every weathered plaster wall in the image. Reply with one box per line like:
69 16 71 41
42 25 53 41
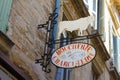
7 0 56 80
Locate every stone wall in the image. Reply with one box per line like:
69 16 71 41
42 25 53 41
5 0 118 80
7 0 56 80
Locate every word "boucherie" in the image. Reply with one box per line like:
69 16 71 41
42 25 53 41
51 43 96 68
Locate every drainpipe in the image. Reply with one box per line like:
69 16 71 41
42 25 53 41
55 34 66 80
52 0 62 79
55 33 70 80
53 0 70 80
53 0 63 80
52 0 60 41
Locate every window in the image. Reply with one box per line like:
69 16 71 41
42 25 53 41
0 0 12 33
83 0 98 29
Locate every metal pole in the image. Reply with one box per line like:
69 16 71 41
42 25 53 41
55 34 66 80
56 33 70 80
52 0 60 43
51 0 64 80
53 0 70 80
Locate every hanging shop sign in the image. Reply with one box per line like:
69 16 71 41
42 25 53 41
51 43 96 68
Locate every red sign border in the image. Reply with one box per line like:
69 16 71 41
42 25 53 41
51 43 96 69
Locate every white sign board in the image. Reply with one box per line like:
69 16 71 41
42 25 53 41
51 43 96 68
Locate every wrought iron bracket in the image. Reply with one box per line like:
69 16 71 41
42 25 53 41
35 8 58 73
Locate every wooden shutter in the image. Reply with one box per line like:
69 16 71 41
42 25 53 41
0 0 12 33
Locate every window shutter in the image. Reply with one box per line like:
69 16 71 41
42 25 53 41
0 0 12 33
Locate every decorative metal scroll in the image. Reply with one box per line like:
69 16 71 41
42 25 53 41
35 9 102 73
35 8 58 73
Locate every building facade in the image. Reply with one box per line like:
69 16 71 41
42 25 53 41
0 0 120 80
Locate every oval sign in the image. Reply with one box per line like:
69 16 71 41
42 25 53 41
51 43 96 68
